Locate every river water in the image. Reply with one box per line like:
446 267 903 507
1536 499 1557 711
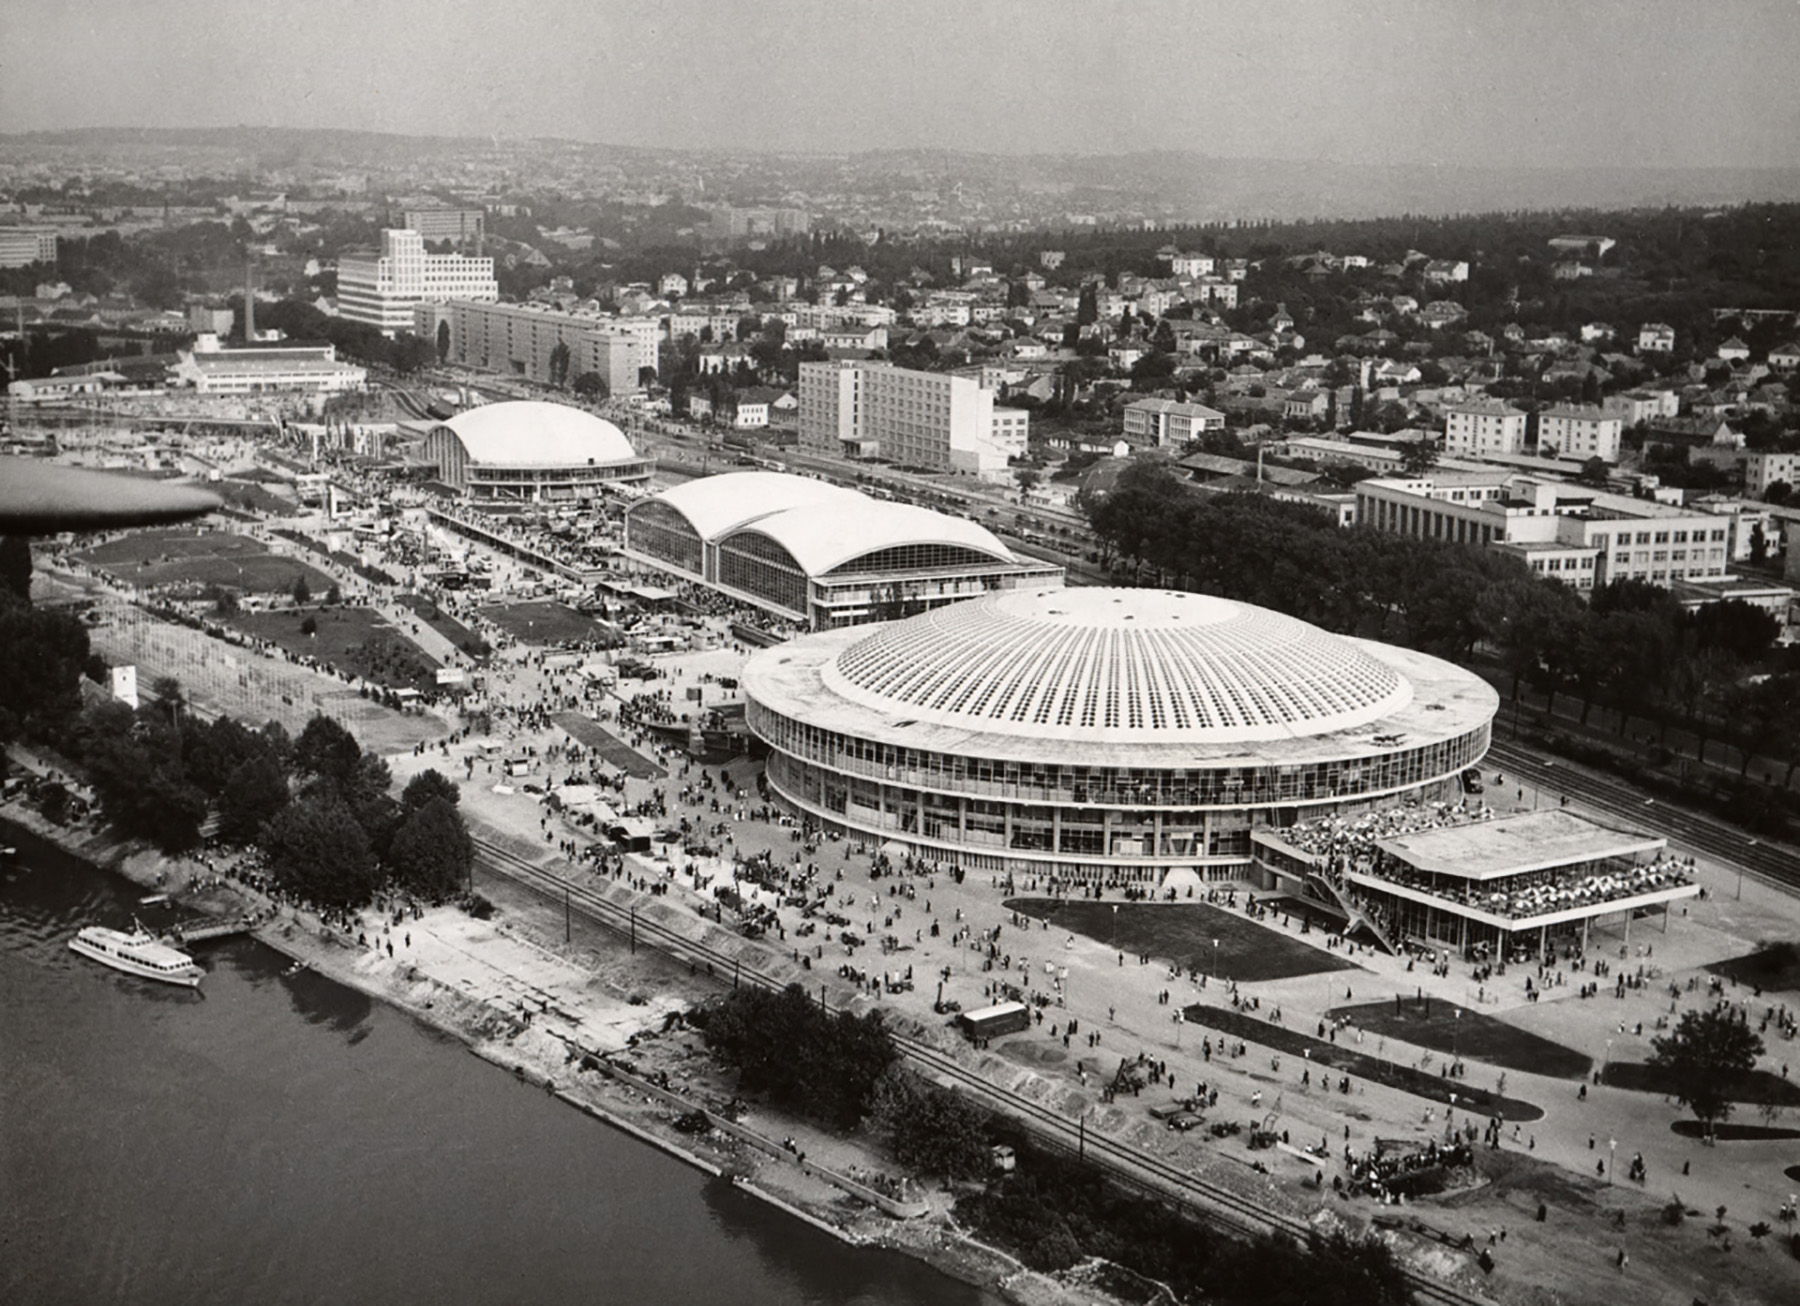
0 827 998 1306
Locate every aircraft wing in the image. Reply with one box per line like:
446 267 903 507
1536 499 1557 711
0 456 223 534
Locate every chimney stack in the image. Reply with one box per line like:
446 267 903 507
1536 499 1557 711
243 258 255 342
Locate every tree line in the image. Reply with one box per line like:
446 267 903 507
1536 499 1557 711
0 570 472 908
1082 463 1800 795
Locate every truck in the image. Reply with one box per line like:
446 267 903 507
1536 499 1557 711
956 1001 1031 1042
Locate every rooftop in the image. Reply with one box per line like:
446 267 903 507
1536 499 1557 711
1376 809 1663 882
746 587 1496 765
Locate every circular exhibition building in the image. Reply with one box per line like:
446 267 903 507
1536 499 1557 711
422 401 652 503
743 587 1497 885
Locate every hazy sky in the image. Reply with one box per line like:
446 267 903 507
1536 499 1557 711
4 0 1797 169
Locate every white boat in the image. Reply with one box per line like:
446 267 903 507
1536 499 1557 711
69 925 205 987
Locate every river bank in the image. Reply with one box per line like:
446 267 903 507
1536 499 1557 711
0 799 1099 1306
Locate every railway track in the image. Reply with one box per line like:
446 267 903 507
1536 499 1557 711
472 834 1490 1306
1486 739 1798 891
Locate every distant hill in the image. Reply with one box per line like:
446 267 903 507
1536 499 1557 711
4 126 1798 221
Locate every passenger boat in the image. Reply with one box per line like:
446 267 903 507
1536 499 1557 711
68 925 205 987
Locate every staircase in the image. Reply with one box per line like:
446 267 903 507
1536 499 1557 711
1301 871 1398 955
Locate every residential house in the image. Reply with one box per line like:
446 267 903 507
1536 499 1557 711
1120 397 1226 448
1768 341 1800 372
1717 336 1752 362
1422 260 1469 284
1283 390 1330 423
1637 323 1676 354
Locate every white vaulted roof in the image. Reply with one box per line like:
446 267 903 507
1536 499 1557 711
434 401 636 467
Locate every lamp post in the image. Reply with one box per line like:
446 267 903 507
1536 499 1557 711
1603 1037 1613 1085
1111 903 1119 951
1453 1008 1462 1075
1212 937 1219 982
1608 1136 1617 1185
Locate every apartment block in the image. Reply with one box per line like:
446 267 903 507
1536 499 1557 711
427 299 660 394
1443 400 1527 457
1536 405 1624 463
797 360 1028 475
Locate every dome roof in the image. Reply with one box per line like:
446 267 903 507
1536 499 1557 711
645 471 864 540
820 588 1413 744
434 402 636 467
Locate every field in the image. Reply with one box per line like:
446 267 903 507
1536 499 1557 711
226 606 440 690
77 528 332 595
1334 997 1592 1079
478 600 611 645
1004 897 1357 983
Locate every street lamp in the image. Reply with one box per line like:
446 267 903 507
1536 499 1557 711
1212 937 1219 982
1608 1137 1616 1185
1453 1008 1461 1074
1111 903 1119 951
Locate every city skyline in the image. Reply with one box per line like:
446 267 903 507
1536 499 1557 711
4 0 1799 172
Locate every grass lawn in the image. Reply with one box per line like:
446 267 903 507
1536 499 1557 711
1605 1060 1800 1107
1004 897 1358 983
1334 998 1591 1079
1708 943 1800 994
479 600 610 645
227 606 440 690
1179 1001 1544 1121
77 528 331 595
398 592 487 659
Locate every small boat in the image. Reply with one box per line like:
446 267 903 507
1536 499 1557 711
69 925 205 987
282 960 309 978
139 893 171 907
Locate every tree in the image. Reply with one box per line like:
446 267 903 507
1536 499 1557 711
0 536 31 602
292 575 311 606
548 340 572 389
1014 467 1042 502
572 370 608 399
1400 438 1440 476
1650 1007 1765 1139
401 768 461 813
325 582 342 605
869 1065 992 1181
389 333 436 376
1578 457 1610 487
0 593 92 743
435 319 451 364
262 794 378 908
292 714 363 793
218 752 291 845
388 796 472 899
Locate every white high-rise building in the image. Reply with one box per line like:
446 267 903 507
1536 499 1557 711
337 229 497 336
797 360 1028 476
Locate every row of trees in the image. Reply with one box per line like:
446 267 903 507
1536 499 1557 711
1081 463 1800 785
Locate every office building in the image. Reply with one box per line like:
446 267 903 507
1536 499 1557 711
0 227 58 268
337 229 497 335
1355 472 1730 591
